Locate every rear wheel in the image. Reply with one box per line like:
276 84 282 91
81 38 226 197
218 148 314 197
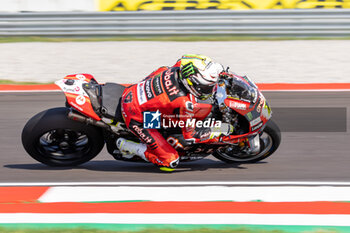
22 107 105 167
213 119 281 163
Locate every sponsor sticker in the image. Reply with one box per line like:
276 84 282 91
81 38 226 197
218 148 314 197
132 124 154 144
69 101 83 111
167 136 184 149
163 69 180 97
75 95 86 105
137 81 147 105
99 0 347 11
152 75 163 96
251 122 263 131
256 97 265 113
61 83 83 94
63 87 76 93
76 74 86 81
246 112 253 121
229 101 247 110
250 117 262 126
145 79 155 100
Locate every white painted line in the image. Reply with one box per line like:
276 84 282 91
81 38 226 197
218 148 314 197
1 90 350 93
39 186 350 203
261 89 350 92
2 181 350 186
0 90 60 93
0 213 350 226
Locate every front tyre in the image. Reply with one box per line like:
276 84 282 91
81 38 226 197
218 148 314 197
213 119 281 163
21 107 105 167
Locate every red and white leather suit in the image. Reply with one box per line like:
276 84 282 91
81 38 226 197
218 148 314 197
121 61 217 168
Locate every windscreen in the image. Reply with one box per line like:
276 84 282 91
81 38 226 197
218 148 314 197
230 77 258 103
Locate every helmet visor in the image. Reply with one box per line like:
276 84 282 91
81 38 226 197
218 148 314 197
187 74 216 98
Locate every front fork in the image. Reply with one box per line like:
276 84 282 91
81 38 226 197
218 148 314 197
247 134 261 154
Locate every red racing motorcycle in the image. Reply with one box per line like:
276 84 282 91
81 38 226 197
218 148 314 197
22 72 281 167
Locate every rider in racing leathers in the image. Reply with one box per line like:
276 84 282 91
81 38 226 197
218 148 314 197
117 54 233 171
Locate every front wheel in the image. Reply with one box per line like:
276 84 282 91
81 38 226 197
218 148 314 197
213 119 281 163
21 107 105 167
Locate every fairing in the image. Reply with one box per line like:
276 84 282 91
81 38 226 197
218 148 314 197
216 74 272 135
55 74 101 121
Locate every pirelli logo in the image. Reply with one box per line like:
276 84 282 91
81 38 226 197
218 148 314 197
98 0 350 11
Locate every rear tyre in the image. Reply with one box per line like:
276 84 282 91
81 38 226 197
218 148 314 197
213 119 281 163
21 107 105 167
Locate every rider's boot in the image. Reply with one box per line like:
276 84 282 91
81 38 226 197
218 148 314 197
158 159 179 172
116 138 148 161
145 153 179 172
117 138 178 172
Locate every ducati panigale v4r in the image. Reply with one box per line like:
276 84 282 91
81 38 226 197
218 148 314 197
22 73 281 167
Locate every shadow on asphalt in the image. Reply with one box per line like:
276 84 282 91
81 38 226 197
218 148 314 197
4 159 267 173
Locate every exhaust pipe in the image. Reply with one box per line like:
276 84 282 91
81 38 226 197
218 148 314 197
67 111 110 129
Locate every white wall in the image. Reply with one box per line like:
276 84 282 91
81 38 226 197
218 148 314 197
0 0 96 12
0 41 349 84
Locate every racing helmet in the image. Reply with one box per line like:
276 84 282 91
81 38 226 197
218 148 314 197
179 54 224 100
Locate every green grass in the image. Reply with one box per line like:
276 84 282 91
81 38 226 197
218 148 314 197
0 79 53 85
0 36 349 43
0 225 347 233
0 227 337 233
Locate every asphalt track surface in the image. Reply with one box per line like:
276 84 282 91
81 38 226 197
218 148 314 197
1 91 350 182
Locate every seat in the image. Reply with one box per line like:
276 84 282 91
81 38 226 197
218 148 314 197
100 83 126 121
